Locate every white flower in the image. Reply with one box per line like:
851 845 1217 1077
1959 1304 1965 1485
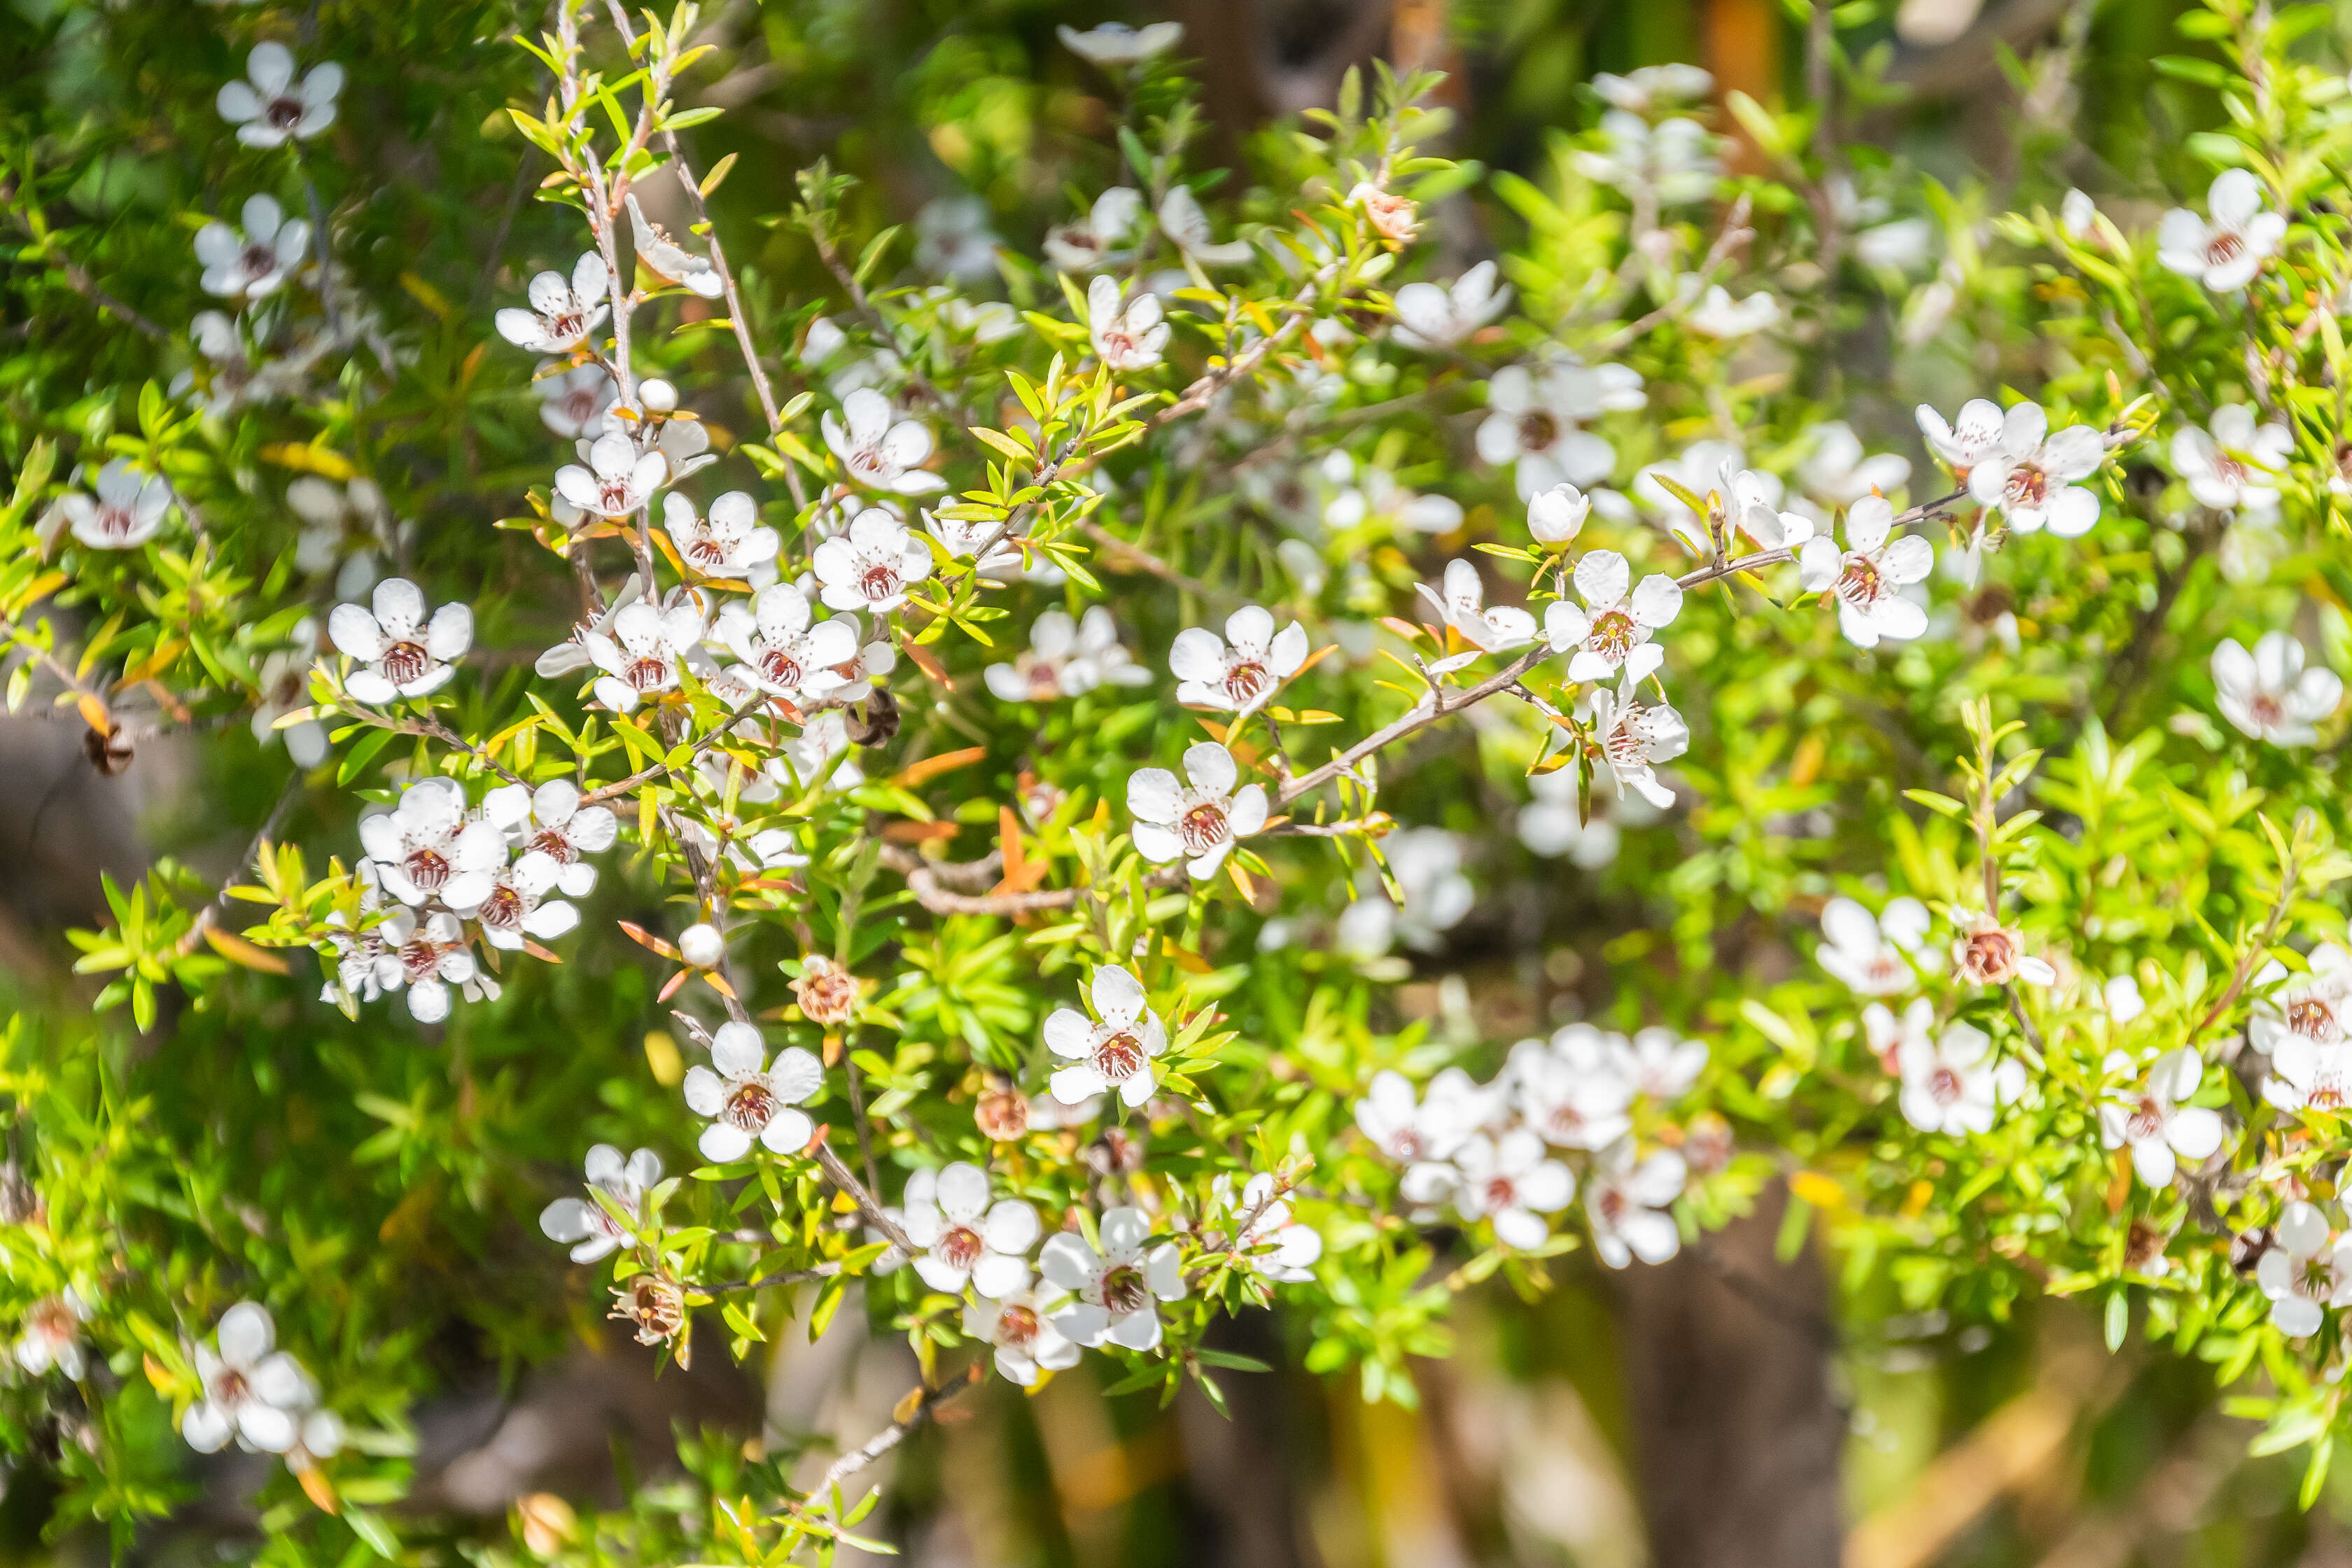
2265 1035 2352 1114
536 363 616 438
811 506 932 613
1591 64 1714 114
623 193 724 298
1040 1207 1186 1352
2157 169 2286 293
964 1287 1081 1385
1044 965 1169 1107
216 42 341 147
584 598 706 712
251 623 328 767
1087 276 1169 372
1863 996 1933 1072
1334 826 1474 958
1451 1130 1574 1249
1816 895 1935 995
2250 944 2352 1057
1392 261 1512 350
1611 1028 1708 1101
1212 1172 1322 1283
714 584 857 705
660 491 778 581
2102 974 2146 1024
328 577 471 704
195 195 310 299
372 904 486 1020
683 1023 822 1163
1797 496 1933 648
1511 1031 1633 1152
539 1144 662 1263
358 778 503 909
1855 218 1933 272
1897 1020 2000 1135
2099 1047 2225 1189
902 1162 1041 1296
1128 741 1268 881
2258 1203 2352 1337
483 779 615 897
496 253 610 354
1354 1068 1485 1173
1799 421 1912 510
182 1302 317 1456
456 851 578 951
1915 398 2008 485
1044 188 1147 272
1527 482 1591 546
1057 20 1183 65
2173 404 2292 514
1585 1140 1687 1267
678 923 727 970
1966 402 2106 536
1952 915 2058 988
1574 112 1716 205
913 195 1002 283
1588 675 1688 810
14 1290 93 1380
2060 188 2098 239
1476 361 1644 498
556 429 666 520
1544 550 1681 683
1158 184 1252 267
822 388 944 495
60 459 172 551
1419 559 1539 664
984 607 1149 702
2213 632 2342 746
1685 285 1780 340
1170 604 1309 714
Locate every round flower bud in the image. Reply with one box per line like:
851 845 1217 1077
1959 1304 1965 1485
678 923 725 970
638 377 679 413
974 1082 1030 1142
792 955 860 1026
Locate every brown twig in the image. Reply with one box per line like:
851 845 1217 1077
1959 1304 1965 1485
808 1364 983 1498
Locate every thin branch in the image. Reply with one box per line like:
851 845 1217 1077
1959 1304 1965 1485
1077 520 1221 599
808 1364 983 1498
173 771 306 958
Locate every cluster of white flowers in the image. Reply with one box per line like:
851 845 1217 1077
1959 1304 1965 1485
1352 1021 1704 1263
181 1301 343 1470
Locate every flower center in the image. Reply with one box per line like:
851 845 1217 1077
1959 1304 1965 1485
858 564 903 602
547 309 584 342
2004 463 2049 509
1595 1186 1628 1224
2124 1096 2164 1143
1021 655 1063 702
998 1305 1040 1348
1604 711 1649 766
1518 412 1560 450
2289 995 2337 1040
723 1079 776 1132
478 883 526 930
1483 1175 1518 1212
380 640 432 686
527 828 577 864
1223 659 1272 701
850 449 890 479
215 1368 251 1406
2206 230 2246 267
1588 608 1637 661
398 936 443 981
688 535 731 568
92 504 136 541
1929 1065 1963 1106
1098 1264 1150 1315
598 477 636 512
1837 554 1884 607
404 847 450 892
1179 803 1230 855
937 1225 984 1273
560 388 602 426
624 656 672 692
241 242 277 279
1093 1030 1147 1082
1965 930 2017 981
2249 692 2285 728
265 94 304 130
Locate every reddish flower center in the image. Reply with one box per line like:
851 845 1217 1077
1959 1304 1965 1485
760 648 806 690
723 1079 776 1132
404 846 450 892
1928 1065 1964 1106
998 1304 1040 1348
1518 412 1560 450
1178 803 1229 855
1837 554 1884 608
528 828 577 864
398 937 443 980
624 656 671 692
2289 996 2336 1040
1483 1175 1519 1212
1963 930 2018 983
1587 608 1637 662
1093 1030 1147 1082
2206 230 2245 267
478 883 526 930
858 564 903 602
240 243 277 279
2003 463 2049 510
688 535 732 568
937 1226 984 1273
2124 1097 2164 1143
91 504 137 541
1222 659 1272 702
265 94 304 130
380 640 432 686
1099 1264 1150 1315
547 309 585 342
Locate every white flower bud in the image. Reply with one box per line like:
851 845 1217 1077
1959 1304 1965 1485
1528 484 1590 546
639 378 678 413
678 923 725 969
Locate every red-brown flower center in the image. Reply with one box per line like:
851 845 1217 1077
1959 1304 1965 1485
1099 1264 1150 1315
1518 412 1560 450
1093 1030 1147 1082
2206 230 2246 267
998 1304 1040 1348
527 828 577 864
624 656 671 692
380 640 431 685
2003 463 2049 510
265 94 304 130
723 1079 776 1132
1178 803 1229 855
858 564 903 602
404 846 449 892
937 1225 984 1273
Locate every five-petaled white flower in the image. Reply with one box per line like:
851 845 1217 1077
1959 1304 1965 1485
1588 675 1688 810
483 779 616 897
1544 550 1681 683
1158 184 1252 267
822 388 944 494
195 194 310 299
2251 943 2352 1058
1511 1033 1632 1152
662 491 778 580
2265 1031 2352 1115
2259 1202 2352 1338
1585 1140 1688 1268
328 577 472 704
2157 169 2286 293
1450 1130 1574 1250
1798 496 1933 648
456 851 579 951
556 429 667 519
496 253 611 355
715 584 858 705
1420 559 1539 665
812 506 933 613
1087 275 1169 372
372 909 487 1026
685 1023 822 1163
902 1161 1041 1296
1044 187 1147 273
1897 1019 2000 1135
2213 632 2342 747
1040 1206 1186 1351
14 1289 93 1380
1058 20 1184 66
2099 1047 2225 1189
216 42 341 148
1128 741 1268 881
913 195 1003 282
360 778 503 909
2174 405 2292 514
1354 1067 1485 1177
1915 398 2006 486
1044 965 1169 1107
60 460 172 552
182 1302 320 1456
985 607 1150 703
1816 895 1935 995
584 598 706 713
1611 1028 1709 1101
1476 361 1644 498
1212 1172 1323 1283
536 363 616 438
539 1144 662 1263
965 1287 1081 1386
1392 261 1512 350
1966 402 2106 536
626 194 724 298
1170 604 1309 714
